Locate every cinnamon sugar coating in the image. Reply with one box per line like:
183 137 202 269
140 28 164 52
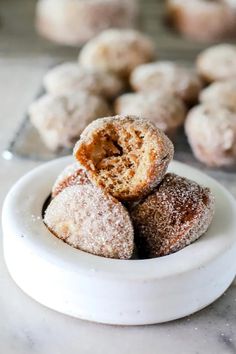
130 61 202 105
197 44 236 83
28 92 111 151
185 104 236 167
78 29 155 78
200 79 236 111
131 173 215 258
114 91 186 137
74 115 174 202
52 162 90 198
44 62 125 99
44 185 134 259
166 0 236 42
36 0 138 46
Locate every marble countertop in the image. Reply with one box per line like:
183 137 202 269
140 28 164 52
1 1 236 353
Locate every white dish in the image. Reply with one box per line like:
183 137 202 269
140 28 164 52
2 156 236 325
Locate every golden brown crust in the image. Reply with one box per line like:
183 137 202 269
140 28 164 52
130 173 215 258
74 115 174 202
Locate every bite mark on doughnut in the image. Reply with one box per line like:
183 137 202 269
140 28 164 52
74 116 174 201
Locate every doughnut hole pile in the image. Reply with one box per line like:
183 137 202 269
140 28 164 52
29 28 159 151
31 28 205 152
30 29 236 167
44 115 215 260
185 44 236 168
77 30 193 140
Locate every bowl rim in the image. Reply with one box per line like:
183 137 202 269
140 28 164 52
2 156 236 281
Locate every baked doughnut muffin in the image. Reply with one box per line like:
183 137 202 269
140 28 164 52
197 44 236 83
131 173 215 258
130 61 202 105
114 92 186 137
36 0 138 46
166 0 236 42
185 104 236 167
44 184 134 259
43 62 124 99
52 162 90 197
79 29 155 78
200 80 236 111
28 92 110 151
74 115 174 201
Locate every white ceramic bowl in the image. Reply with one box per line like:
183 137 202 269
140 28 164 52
2 157 236 325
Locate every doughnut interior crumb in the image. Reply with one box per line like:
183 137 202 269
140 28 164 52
74 116 173 201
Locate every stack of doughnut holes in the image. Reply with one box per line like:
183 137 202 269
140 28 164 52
29 26 236 168
44 115 215 260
